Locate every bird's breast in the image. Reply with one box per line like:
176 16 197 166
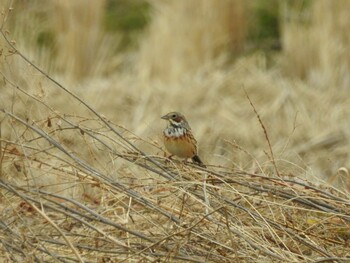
163 128 197 158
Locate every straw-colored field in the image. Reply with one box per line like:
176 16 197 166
1 0 349 262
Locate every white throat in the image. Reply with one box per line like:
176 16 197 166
164 126 186 137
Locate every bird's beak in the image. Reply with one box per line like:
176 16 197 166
161 114 168 120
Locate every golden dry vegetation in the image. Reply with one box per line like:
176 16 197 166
0 0 350 262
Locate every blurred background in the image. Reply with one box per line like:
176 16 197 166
1 0 350 188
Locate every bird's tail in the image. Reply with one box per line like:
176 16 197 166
192 155 206 168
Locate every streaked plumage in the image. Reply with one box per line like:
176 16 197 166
161 112 205 167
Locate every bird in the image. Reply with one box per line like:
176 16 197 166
161 112 206 167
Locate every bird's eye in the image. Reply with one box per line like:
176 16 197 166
171 114 177 118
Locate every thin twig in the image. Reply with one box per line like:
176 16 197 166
244 90 281 177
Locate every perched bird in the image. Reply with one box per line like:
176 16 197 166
161 112 205 167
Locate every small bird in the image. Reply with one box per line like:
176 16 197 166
161 112 205 167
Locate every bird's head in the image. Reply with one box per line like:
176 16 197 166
161 112 191 130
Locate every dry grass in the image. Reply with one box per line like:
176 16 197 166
1 0 350 262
